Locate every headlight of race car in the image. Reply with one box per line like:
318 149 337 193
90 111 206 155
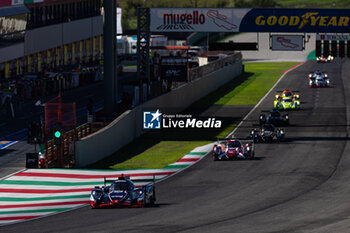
251 130 255 135
316 57 320 61
326 80 330 83
324 74 328 77
285 115 289 119
309 74 312 77
280 130 284 134
309 80 313 85
91 190 103 200
247 146 250 151
260 116 263 119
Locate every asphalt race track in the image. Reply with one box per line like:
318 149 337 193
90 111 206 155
3 59 350 233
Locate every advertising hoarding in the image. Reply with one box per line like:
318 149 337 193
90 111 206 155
161 64 188 82
0 0 23 7
151 8 250 32
316 34 350 41
151 8 350 33
271 35 303 51
117 7 122 35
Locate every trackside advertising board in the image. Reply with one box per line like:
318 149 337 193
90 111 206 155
0 0 23 7
271 35 303 51
316 34 350 41
151 8 350 33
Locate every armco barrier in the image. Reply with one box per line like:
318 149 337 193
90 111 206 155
75 55 243 167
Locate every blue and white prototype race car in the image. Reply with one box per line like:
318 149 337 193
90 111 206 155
308 71 330 88
90 176 156 208
259 109 289 126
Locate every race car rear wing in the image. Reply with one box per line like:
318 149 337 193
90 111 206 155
276 90 299 93
103 175 156 187
104 175 131 186
309 71 327 73
259 109 277 113
215 137 254 143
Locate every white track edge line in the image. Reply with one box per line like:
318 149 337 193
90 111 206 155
0 169 26 182
226 62 305 138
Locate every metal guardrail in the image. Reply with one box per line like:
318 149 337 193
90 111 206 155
189 53 242 82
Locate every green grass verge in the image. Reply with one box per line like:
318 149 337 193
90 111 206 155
89 123 236 170
109 141 210 170
90 62 299 170
199 62 300 106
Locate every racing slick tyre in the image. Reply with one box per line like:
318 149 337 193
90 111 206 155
150 192 156 206
148 187 156 206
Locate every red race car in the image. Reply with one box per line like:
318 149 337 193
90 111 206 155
212 138 254 161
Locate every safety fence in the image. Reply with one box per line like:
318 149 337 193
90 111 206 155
44 123 91 168
188 53 242 82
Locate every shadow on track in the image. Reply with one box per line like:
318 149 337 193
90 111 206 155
0 149 16 157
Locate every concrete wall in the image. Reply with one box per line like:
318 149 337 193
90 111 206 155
75 59 243 167
223 32 315 61
0 16 102 63
0 43 24 63
25 24 63 55
74 109 142 168
24 16 103 55
198 57 208 66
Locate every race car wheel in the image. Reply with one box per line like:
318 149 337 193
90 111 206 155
150 196 155 206
149 187 156 206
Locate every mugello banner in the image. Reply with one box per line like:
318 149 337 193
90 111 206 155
150 8 350 33
0 0 50 6
0 0 23 7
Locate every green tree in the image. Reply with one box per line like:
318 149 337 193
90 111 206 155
234 0 277 7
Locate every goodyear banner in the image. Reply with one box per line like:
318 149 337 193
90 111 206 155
151 8 350 33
